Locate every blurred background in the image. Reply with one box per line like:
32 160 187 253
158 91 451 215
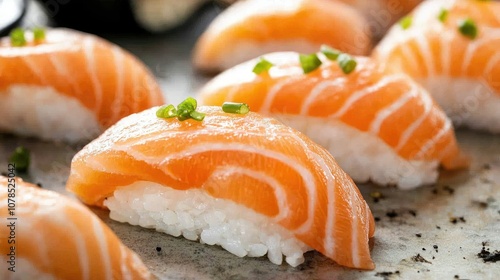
0 0 230 103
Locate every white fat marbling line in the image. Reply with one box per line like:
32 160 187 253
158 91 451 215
349 189 360 269
119 245 133 280
116 142 317 233
440 32 453 76
395 88 433 151
483 51 500 76
83 38 103 114
260 79 295 114
461 32 500 74
299 80 343 116
415 33 435 77
62 210 90 280
415 119 451 161
111 46 125 122
48 53 81 96
20 55 48 85
330 75 404 118
91 216 112 280
207 166 290 222
369 83 416 135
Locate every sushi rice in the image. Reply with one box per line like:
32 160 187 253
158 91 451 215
105 181 312 267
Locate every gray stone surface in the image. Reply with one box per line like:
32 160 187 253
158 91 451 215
1 3 499 279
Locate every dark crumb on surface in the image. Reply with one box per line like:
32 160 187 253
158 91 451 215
386 210 398 218
483 163 491 170
375 217 381 222
478 247 500 263
454 275 459 279
482 241 489 247
433 245 438 249
472 200 489 209
374 271 400 279
443 186 455 195
36 182 43 188
422 248 426 251
409 210 417 217
156 247 162 252
432 256 435 260
450 216 466 224
412 254 432 264
370 192 385 203
436 226 441 230
416 233 422 238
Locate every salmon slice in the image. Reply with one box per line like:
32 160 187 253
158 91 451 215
66 106 376 270
0 28 165 142
0 176 151 280
198 52 468 188
337 0 422 39
192 0 372 73
373 0 500 133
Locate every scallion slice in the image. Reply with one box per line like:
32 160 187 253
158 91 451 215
320 45 341 61
222 102 250 114
458 18 478 39
10 28 26 47
9 146 30 172
299 53 322 74
252 57 274 74
438 9 449 22
189 111 206 121
156 104 177 118
337 53 357 74
33 27 46 42
399 16 412 30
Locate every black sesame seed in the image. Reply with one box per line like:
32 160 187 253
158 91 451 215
433 245 438 249
416 233 422 238
386 210 398 218
156 247 162 252
374 217 381 222
36 182 43 188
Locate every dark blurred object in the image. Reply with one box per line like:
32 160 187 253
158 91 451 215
0 0 27 36
34 0 140 34
34 0 213 34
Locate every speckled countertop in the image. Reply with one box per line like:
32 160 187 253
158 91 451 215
2 3 500 279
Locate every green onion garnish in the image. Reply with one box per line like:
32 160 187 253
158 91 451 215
8 146 30 172
252 57 274 74
399 16 413 30
33 27 46 41
320 45 341 61
299 53 322 74
189 111 206 121
156 97 205 122
438 9 449 22
222 102 250 114
458 18 478 39
10 28 26 47
156 104 177 118
337 53 357 74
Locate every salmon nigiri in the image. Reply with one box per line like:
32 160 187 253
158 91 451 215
373 0 500 133
66 102 375 269
338 0 422 39
198 51 468 189
0 176 151 280
0 28 165 143
193 0 372 73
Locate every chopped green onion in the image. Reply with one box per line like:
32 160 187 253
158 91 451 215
337 53 357 74
299 53 322 74
320 45 341 61
438 9 449 22
33 27 46 41
222 102 250 114
252 57 274 74
189 111 206 121
8 146 30 172
156 104 177 118
399 16 412 30
10 28 26 47
458 18 478 39
156 97 206 122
